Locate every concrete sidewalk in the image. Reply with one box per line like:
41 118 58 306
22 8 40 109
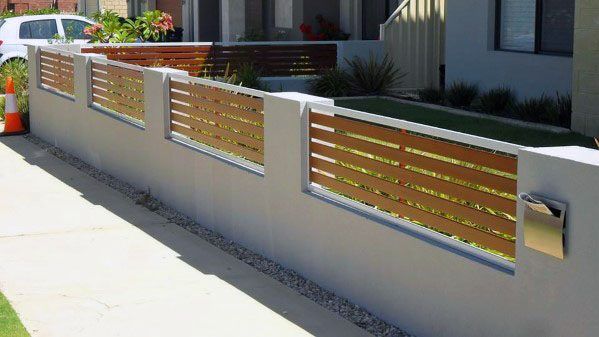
0 136 371 337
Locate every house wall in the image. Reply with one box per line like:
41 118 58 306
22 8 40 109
0 0 77 13
28 44 599 337
100 0 127 17
445 0 572 99
571 0 599 136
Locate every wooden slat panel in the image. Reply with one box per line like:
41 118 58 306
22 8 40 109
171 102 263 137
311 156 515 236
40 67 73 85
40 64 73 78
171 113 263 151
310 127 516 194
92 87 144 110
92 62 143 80
40 51 73 63
171 124 263 164
92 78 144 100
310 112 517 174
170 80 263 111
310 142 516 216
92 95 144 120
92 70 144 92
311 171 515 256
170 91 263 124
40 58 74 72
41 77 72 94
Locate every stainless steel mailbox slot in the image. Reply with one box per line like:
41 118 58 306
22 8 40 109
520 194 567 259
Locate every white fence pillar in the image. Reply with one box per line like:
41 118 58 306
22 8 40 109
515 146 599 336
73 53 106 110
143 68 188 144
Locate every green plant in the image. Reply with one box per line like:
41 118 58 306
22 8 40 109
345 54 405 96
86 10 173 43
309 67 350 97
0 59 29 123
418 87 445 104
478 87 515 115
235 63 268 91
0 8 60 19
556 92 572 128
446 81 479 108
512 95 558 125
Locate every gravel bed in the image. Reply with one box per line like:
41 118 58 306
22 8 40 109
25 134 413 337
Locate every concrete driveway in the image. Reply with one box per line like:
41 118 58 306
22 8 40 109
0 136 372 337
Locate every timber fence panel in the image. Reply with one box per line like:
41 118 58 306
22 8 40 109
307 102 523 259
39 47 75 96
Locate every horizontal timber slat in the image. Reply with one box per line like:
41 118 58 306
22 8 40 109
310 112 517 174
93 95 144 120
311 171 515 256
170 80 263 111
92 87 144 110
170 91 263 124
310 127 516 194
92 70 144 92
310 142 516 216
171 124 263 164
171 102 263 137
311 156 515 236
171 112 263 151
92 62 143 80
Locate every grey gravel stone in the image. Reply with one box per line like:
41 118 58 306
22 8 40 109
25 134 413 337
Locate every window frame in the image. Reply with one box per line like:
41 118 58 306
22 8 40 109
494 0 574 57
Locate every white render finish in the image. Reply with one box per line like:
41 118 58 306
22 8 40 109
445 0 572 98
571 0 599 136
29 44 599 337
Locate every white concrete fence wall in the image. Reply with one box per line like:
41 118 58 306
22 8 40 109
28 44 599 337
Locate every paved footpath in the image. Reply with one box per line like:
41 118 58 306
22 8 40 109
0 136 372 337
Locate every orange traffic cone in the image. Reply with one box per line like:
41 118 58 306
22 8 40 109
1 76 26 136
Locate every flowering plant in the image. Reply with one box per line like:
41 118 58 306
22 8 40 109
85 10 174 43
300 15 350 41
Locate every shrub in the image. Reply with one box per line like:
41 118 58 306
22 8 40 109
418 87 445 104
446 81 479 108
86 10 174 43
556 92 572 128
309 67 350 97
512 95 559 125
235 63 268 91
478 87 515 116
345 54 405 96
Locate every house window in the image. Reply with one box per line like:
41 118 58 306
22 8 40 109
495 0 574 56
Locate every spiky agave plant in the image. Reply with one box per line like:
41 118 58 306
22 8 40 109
344 53 405 96
308 67 350 97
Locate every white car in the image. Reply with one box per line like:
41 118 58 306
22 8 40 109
0 14 94 65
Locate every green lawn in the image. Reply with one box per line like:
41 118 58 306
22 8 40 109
336 98 596 148
0 292 29 337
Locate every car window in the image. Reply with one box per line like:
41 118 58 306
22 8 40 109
62 19 90 40
19 20 58 39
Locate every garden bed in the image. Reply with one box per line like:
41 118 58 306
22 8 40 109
336 97 596 148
